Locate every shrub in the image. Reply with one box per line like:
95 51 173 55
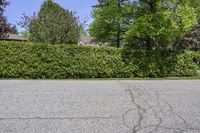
171 51 198 76
191 51 200 68
0 41 132 79
0 41 198 79
121 49 199 77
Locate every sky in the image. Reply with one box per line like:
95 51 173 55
5 0 97 32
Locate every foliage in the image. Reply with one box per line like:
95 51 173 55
0 0 8 13
19 0 80 44
188 0 200 23
171 51 198 76
122 49 199 77
79 24 88 36
89 0 133 47
177 25 200 51
122 50 176 77
0 41 198 79
125 0 197 50
0 0 17 39
19 30 30 40
89 0 198 50
190 51 200 68
0 41 132 79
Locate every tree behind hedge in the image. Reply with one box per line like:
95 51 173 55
177 25 200 51
89 0 133 47
125 0 197 50
21 0 80 44
188 0 200 24
0 0 17 39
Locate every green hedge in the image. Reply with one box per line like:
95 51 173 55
0 41 199 79
0 41 130 78
122 50 199 77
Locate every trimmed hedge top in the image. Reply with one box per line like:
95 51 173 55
0 41 199 79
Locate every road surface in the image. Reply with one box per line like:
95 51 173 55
0 80 200 133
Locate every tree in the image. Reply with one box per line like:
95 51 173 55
19 30 30 39
125 0 197 50
80 25 89 36
188 0 200 23
79 19 89 36
177 25 200 51
89 0 133 47
0 0 8 13
19 0 80 44
0 0 17 39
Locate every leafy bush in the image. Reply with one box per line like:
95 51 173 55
171 51 198 76
121 49 199 77
0 41 198 79
0 41 132 79
191 51 200 68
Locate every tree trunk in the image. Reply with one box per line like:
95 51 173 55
146 37 153 51
116 1 121 48
116 30 120 47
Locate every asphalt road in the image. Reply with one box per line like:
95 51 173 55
0 80 200 133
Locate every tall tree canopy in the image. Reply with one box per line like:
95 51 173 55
90 0 198 50
89 0 134 47
20 0 80 44
0 0 17 39
125 0 197 50
188 0 200 23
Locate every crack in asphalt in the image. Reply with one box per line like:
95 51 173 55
119 81 200 133
0 116 120 121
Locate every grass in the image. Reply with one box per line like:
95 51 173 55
0 74 200 80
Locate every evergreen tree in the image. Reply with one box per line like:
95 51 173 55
89 0 133 47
